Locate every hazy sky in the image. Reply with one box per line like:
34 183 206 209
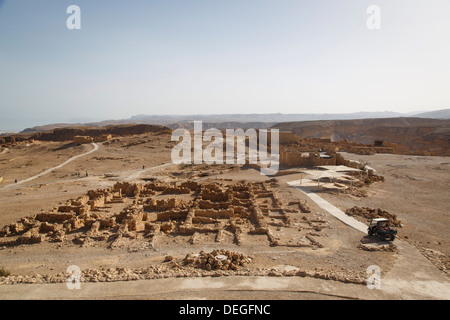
1 0 449 130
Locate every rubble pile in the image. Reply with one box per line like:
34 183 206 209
345 206 402 227
418 248 449 275
183 250 252 271
358 242 397 252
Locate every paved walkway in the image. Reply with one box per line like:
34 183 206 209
287 180 368 233
0 143 99 191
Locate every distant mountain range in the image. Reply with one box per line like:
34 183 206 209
412 109 450 119
2 110 449 156
8 108 450 134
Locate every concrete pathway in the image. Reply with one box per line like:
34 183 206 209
381 240 450 299
0 143 99 191
287 180 368 233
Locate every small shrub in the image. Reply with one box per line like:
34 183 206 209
0 267 11 277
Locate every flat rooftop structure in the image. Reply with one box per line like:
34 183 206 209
315 165 362 172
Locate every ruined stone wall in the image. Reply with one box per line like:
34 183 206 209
199 188 230 202
114 182 143 197
144 198 186 211
161 186 191 194
156 210 188 221
197 199 230 210
0 179 320 249
194 208 234 219
335 153 360 169
373 146 397 154
179 181 200 192
35 212 76 223
94 134 112 142
280 149 337 167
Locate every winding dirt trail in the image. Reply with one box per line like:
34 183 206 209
123 162 174 182
0 143 99 191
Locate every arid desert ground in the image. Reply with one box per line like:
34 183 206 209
0 129 449 300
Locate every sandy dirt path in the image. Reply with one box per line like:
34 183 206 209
0 143 99 191
124 162 175 182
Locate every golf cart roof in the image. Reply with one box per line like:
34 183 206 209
371 218 389 222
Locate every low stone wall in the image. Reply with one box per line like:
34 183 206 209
35 212 75 223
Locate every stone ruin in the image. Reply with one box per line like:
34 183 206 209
182 250 252 271
279 138 397 168
0 179 325 250
345 206 402 228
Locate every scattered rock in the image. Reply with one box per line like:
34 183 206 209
183 250 252 271
346 206 402 227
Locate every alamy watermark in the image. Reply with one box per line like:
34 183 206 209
171 121 279 176
367 5 381 30
366 265 381 289
66 5 381 31
66 5 81 30
66 265 81 289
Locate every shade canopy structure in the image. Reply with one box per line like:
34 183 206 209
300 165 363 188
302 170 349 180
314 165 362 172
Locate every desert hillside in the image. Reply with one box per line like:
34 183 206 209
272 117 450 156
